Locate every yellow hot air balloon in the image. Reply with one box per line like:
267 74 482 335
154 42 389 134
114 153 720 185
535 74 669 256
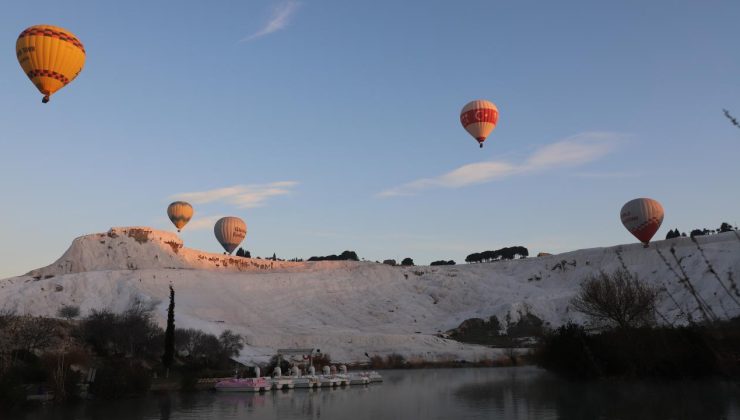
16 25 86 103
167 201 194 232
214 217 247 255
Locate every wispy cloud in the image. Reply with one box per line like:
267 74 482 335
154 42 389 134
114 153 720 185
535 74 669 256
573 171 639 179
172 181 298 208
378 132 619 197
240 1 301 42
184 215 224 231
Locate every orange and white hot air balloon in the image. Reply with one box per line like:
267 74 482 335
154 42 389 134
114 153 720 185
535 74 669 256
620 198 664 246
16 25 86 103
460 99 499 148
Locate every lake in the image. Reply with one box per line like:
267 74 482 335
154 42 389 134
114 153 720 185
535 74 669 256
15 367 740 420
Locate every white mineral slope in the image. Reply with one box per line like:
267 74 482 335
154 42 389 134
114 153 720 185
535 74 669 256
1 227 739 364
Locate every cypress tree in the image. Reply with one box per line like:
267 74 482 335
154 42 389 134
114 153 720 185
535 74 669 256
162 284 175 377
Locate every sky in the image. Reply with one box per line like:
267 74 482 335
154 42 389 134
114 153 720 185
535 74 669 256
1 0 740 278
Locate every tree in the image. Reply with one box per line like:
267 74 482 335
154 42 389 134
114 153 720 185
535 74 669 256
571 269 657 329
382 259 396 266
119 307 163 358
162 284 175 376
666 228 681 239
80 309 117 355
191 334 222 367
3 314 57 354
430 260 456 266
690 229 706 238
719 222 736 233
308 251 360 261
57 305 80 320
339 250 359 261
236 248 251 258
218 330 243 358
401 257 414 266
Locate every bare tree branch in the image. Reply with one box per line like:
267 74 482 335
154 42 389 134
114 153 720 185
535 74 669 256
571 269 658 329
723 109 740 129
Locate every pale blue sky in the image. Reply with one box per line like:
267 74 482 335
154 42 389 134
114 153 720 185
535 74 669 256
1 1 739 277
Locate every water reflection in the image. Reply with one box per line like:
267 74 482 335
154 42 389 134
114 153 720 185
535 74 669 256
453 368 740 419
15 367 740 420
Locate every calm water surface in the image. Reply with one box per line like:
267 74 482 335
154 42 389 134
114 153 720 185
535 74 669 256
14 367 740 420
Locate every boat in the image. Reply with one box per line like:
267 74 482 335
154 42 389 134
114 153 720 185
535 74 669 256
319 374 349 387
214 377 271 392
368 371 383 383
347 372 370 385
292 375 321 389
272 376 295 390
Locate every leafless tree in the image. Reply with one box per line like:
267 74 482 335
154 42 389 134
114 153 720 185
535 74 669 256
15 315 59 353
571 269 658 329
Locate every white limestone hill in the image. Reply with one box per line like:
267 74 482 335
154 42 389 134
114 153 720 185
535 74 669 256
1 226 739 364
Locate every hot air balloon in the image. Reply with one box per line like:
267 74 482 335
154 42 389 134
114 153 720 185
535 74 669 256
460 100 499 148
620 198 664 247
167 201 193 232
214 217 247 255
16 25 86 103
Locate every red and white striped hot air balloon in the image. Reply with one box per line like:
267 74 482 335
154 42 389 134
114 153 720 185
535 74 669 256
460 99 499 148
620 198 664 246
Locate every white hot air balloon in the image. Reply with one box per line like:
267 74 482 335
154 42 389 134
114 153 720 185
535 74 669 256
214 216 247 254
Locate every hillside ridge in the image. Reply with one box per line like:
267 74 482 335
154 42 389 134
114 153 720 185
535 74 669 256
2 227 739 363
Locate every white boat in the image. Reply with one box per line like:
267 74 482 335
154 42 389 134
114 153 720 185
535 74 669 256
271 376 295 390
319 374 350 387
367 371 383 382
347 372 371 385
214 377 271 392
292 375 321 389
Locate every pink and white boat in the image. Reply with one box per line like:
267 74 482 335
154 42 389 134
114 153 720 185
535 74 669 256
214 377 271 392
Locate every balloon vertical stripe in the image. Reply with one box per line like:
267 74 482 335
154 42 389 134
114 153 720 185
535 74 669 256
214 217 247 254
167 201 194 231
620 198 664 245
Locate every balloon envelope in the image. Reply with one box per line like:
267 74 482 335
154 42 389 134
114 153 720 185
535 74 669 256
16 25 86 103
620 198 664 244
167 201 193 232
460 100 499 147
214 217 247 254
